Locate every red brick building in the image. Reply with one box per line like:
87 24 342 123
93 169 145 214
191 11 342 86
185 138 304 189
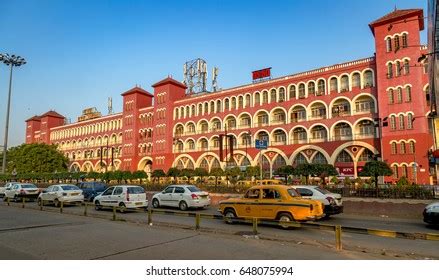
25 9 435 184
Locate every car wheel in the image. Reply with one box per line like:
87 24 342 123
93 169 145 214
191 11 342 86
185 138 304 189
95 200 102 210
119 202 126 213
179 201 188 211
278 213 294 229
14 195 19 202
224 209 237 224
54 199 60 208
152 199 160 208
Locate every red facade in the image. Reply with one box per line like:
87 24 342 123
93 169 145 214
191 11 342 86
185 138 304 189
25 9 435 184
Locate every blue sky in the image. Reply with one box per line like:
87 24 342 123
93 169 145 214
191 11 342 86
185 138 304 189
0 0 428 147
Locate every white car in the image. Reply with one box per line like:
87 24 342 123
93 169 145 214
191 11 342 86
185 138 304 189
423 201 439 225
0 182 17 198
37 184 84 207
152 185 210 211
4 183 40 201
93 185 148 212
292 185 343 217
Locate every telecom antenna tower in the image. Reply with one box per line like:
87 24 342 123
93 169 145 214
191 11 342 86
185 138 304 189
183 58 209 94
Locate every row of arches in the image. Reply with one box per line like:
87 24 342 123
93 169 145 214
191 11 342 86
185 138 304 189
173 94 376 137
69 160 122 173
52 118 123 141
65 146 122 161
174 69 375 120
173 119 376 152
54 133 123 150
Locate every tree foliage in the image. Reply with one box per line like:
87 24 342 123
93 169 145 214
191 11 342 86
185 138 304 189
6 143 69 174
209 168 224 186
167 167 181 181
293 163 338 184
359 160 393 189
275 165 294 183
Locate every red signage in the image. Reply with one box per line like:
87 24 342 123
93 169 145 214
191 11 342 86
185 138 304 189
336 166 355 176
252 67 271 80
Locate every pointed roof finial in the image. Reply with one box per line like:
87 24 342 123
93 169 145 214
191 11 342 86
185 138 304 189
394 5 397 11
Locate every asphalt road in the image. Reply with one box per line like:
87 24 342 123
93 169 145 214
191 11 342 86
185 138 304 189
0 200 438 259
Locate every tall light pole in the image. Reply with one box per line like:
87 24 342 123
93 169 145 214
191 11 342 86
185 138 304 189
1 54 26 174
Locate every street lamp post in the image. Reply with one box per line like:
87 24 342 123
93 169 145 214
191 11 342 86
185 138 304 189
1 54 26 174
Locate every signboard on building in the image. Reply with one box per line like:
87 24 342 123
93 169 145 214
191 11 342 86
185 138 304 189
336 166 355 177
252 67 272 81
255 139 268 150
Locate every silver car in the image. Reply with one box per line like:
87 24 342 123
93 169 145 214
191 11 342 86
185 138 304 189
292 185 343 217
4 183 40 201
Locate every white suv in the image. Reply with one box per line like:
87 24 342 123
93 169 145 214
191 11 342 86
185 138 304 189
292 185 343 217
93 185 148 212
152 185 210 211
0 182 18 198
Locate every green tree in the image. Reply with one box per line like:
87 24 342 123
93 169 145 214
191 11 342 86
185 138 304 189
132 170 147 184
312 164 338 186
194 168 209 183
6 143 68 174
179 168 195 183
167 167 181 182
275 165 294 183
225 167 241 185
359 160 393 192
121 171 133 183
292 164 315 184
209 168 224 187
151 169 166 183
87 171 100 181
243 166 260 180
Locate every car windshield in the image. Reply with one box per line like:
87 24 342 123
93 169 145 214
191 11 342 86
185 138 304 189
187 186 201 192
127 187 145 194
21 184 37 189
287 188 300 197
315 187 331 194
61 185 80 191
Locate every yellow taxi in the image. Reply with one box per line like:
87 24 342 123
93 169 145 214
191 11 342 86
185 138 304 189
235 180 253 188
255 179 283 185
218 185 324 227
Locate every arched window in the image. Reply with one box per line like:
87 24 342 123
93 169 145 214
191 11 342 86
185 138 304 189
278 88 285 102
386 37 392 52
403 59 410 75
308 81 316 96
186 106 190 117
175 108 179 119
200 158 209 170
352 73 361 88
394 35 400 50
245 94 251 107
390 115 396 130
364 70 373 87
224 99 230 110
388 89 394 104
231 97 236 110
340 75 349 91
405 86 411 102
262 91 268 104
289 85 296 99
312 152 328 164
298 84 306 98
254 93 260 106
395 61 401 76
401 165 408 178
210 101 215 113
335 150 353 163
317 80 325 95
191 105 196 116
409 141 415 153
399 114 405 129
397 88 403 103
198 104 202 115
392 165 399 179
293 153 308 165
216 101 222 113
400 142 406 154
387 63 393 78
270 89 277 103
330 77 338 92
407 113 414 129
402 33 408 48
204 103 208 114
238 96 244 108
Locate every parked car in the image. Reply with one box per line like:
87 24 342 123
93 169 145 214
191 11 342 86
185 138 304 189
152 185 210 211
0 182 18 198
3 183 40 201
93 185 148 212
423 201 439 225
292 185 343 217
219 185 324 228
37 184 84 207
77 181 107 202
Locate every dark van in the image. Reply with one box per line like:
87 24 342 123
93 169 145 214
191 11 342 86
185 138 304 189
76 181 107 202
